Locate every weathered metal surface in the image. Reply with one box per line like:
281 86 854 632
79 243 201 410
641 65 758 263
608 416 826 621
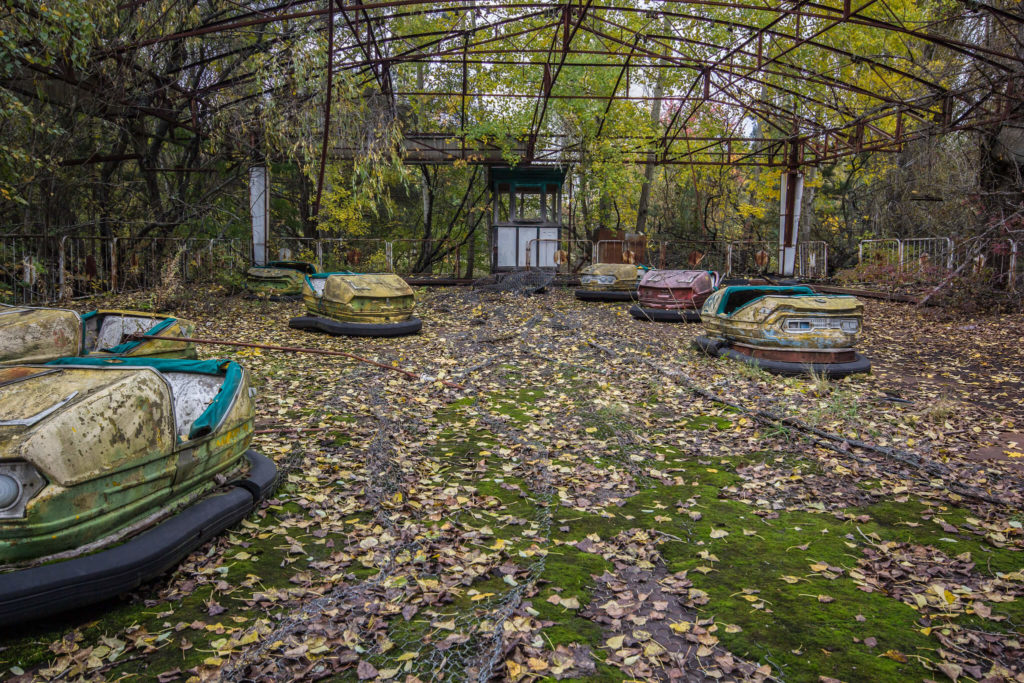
0 307 80 364
84 310 198 360
245 264 310 296
303 273 415 323
730 343 857 363
578 263 643 291
637 270 718 310
0 364 253 563
701 288 863 351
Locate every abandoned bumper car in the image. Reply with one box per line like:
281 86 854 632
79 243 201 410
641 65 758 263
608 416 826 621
289 272 422 337
629 270 720 322
694 285 871 378
0 357 276 625
244 261 318 299
0 306 197 364
574 263 645 302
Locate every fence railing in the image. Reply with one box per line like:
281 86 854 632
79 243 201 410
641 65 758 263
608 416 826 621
0 235 492 305
857 236 1019 289
644 240 829 279
10 232 1016 306
858 238 953 270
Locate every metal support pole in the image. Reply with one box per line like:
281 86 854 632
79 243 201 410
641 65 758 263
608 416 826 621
778 170 803 277
249 165 269 266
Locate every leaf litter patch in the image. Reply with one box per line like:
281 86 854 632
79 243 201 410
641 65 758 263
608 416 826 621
1 289 1023 683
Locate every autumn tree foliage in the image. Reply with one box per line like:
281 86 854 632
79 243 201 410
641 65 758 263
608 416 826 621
0 0 1021 291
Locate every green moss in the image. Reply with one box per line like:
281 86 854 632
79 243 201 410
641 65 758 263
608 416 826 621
683 415 734 430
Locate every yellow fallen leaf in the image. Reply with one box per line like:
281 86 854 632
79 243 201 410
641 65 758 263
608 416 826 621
710 528 729 539
669 621 691 634
606 635 625 649
526 657 548 671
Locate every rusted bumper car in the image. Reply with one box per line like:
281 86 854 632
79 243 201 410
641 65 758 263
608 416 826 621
245 261 317 300
289 272 422 337
0 306 197 364
0 357 276 625
574 264 644 302
629 270 720 322
693 286 870 378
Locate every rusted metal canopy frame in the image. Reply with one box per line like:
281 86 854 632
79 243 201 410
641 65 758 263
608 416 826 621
309 0 1007 162
29 0 1024 170
330 6 946 162
523 0 594 162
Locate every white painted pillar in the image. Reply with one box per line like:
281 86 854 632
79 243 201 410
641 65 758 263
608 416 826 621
778 170 803 277
250 165 269 266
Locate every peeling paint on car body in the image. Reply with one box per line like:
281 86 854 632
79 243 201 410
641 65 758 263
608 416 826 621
83 310 198 360
302 273 416 324
578 263 645 291
0 307 80 364
701 286 864 351
0 362 254 563
0 308 197 364
637 270 718 310
245 261 317 296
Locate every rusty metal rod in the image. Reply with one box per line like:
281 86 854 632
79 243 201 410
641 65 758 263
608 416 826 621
130 333 466 389
255 426 334 434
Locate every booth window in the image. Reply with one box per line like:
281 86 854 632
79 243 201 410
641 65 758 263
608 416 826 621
515 186 543 222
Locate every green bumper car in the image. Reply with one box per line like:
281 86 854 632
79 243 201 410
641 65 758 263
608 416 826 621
289 272 422 337
245 261 318 299
0 357 277 625
694 285 870 378
0 306 198 364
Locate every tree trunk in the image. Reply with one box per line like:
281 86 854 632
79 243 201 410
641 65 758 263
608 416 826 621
636 72 664 234
799 166 816 243
417 165 434 274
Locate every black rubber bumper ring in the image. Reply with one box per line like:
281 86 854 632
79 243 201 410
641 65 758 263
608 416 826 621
718 348 872 378
629 305 701 323
692 336 871 378
0 450 277 627
289 315 422 337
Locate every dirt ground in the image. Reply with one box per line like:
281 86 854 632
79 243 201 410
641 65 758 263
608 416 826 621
2 287 1023 683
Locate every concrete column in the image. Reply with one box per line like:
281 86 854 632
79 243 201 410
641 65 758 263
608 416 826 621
778 170 803 277
250 165 269 266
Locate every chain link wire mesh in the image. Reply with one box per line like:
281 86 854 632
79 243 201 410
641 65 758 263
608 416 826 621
471 269 555 296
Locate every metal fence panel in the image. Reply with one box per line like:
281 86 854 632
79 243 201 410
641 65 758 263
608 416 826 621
266 237 321 267
795 241 829 279
901 237 952 270
62 236 116 299
320 238 391 273
858 238 901 266
650 240 730 273
729 241 778 276
0 235 61 304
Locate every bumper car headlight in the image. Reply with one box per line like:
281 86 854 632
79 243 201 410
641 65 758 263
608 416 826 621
0 461 47 519
598 275 616 284
0 475 19 509
784 317 859 333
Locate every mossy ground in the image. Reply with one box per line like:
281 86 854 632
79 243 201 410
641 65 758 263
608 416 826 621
1 290 1021 681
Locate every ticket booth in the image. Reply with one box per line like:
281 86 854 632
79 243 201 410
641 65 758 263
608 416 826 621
490 167 566 272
